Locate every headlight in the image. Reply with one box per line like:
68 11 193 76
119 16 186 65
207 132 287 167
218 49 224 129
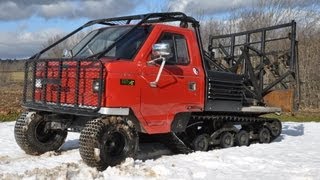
92 80 100 92
35 79 42 88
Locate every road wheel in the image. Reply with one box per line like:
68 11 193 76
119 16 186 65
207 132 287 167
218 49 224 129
220 132 234 148
192 134 210 151
235 130 249 146
14 112 68 155
79 116 138 170
269 120 282 137
259 127 271 143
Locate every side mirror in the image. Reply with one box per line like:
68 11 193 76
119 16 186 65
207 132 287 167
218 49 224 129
148 43 171 65
62 49 73 58
147 43 171 88
152 43 171 57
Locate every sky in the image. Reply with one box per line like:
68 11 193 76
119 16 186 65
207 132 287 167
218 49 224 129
0 0 318 59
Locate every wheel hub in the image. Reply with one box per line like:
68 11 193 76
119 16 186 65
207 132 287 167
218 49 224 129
224 137 231 144
192 134 209 151
240 135 246 142
35 121 56 143
269 120 282 137
220 132 234 148
235 130 249 146
104 132 126 156
259 128 271 143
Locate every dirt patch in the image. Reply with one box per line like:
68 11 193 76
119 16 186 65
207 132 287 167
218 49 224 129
0 158 159 180
0 162 89 180
103 158 159 178
0 155 11 165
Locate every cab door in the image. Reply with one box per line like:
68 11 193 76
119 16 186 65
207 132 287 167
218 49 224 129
140 30 204 133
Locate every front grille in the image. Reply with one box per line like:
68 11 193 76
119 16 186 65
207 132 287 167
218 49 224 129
23 58 105 116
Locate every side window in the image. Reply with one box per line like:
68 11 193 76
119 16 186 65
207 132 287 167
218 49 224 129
175 35 189 64
156 33 190 65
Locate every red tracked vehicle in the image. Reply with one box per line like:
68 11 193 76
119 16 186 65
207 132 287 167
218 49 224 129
14 12 298 170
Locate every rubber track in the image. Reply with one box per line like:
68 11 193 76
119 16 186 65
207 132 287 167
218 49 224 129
191 115 279 124
192 115 282 139
164 115 281 154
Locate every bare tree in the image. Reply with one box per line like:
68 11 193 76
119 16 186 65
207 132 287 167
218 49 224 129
41 31 87 58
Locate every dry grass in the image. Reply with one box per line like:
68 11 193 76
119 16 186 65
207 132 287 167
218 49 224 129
0 83 23 122
263 112 320 122
11 72 24 82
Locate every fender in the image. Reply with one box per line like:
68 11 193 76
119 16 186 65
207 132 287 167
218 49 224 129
171 112 191 132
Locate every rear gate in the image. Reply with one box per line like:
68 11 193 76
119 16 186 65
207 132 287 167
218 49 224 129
23 58 104 116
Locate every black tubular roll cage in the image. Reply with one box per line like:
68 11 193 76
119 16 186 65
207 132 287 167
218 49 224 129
30 12 204 60
24 12 208 116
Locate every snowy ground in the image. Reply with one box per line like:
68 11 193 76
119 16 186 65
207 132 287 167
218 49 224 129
0 121 319 180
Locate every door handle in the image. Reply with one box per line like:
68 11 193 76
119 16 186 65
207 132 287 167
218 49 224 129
188 82 196 91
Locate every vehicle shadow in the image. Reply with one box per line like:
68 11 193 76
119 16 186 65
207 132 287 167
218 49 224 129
136 143 172 161
60 139 171 161
60 139 79 151
274 123 304 142
282 123 304 136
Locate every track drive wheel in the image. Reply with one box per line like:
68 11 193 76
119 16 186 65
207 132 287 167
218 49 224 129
259 127 271 143
235 130 249 146
14 112 68 155
192 134 210 151
269 120 282 137
220 132 234 148
79 116 138 170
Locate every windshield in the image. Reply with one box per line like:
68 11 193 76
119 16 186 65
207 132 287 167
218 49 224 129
72 25 151 59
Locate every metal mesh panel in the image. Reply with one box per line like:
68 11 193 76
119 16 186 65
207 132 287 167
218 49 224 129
23 62 33 104
23 58 104 115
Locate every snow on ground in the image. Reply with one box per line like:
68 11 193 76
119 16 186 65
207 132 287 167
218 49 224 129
0 121 320 180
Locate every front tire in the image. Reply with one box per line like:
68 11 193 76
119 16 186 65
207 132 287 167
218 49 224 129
14 112 68 155
79 116 138 170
